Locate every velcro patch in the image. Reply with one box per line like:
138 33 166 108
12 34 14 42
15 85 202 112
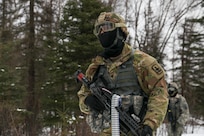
152 64 162 75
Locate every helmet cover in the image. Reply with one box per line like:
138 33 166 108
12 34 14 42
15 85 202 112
94 12 128 37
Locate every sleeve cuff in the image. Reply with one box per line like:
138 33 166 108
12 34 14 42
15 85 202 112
143 119 157 131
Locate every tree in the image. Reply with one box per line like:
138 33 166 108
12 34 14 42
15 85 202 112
24 0 39 135
175 18 204 116
111 0 202 65
0 0 26 135
41 0 111 135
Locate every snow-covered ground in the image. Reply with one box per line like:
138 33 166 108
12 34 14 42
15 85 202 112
156 117 204 136
183 124 204 136
41 116 204 136
156 124 204 136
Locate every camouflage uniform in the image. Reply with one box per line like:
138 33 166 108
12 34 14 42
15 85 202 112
78 44 168 135
77 12 168 136
167 92 189 136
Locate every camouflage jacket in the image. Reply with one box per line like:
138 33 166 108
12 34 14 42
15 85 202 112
77 43 168 131
168 94 189 125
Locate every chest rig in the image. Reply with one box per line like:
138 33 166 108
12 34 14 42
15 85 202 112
168 97 180 121
92 56 148 119
92 56 144 96
86 56 148 133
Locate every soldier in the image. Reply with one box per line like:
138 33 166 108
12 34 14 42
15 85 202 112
77 12 168 136
166 82 190 136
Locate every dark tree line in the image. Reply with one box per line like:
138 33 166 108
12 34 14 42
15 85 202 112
175 18 204 116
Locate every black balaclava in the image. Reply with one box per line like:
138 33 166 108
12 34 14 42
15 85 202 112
98 28 125 59
168 84 178 97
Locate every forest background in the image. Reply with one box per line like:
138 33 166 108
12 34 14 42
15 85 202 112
0 0 203 136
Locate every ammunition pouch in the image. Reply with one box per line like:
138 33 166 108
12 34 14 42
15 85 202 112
86 110 111 133
122 94 148 122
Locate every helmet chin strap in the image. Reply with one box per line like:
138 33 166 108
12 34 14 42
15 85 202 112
104 28 124 49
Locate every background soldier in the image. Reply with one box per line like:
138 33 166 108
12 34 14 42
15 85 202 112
167 82 190 136
77 12 168 136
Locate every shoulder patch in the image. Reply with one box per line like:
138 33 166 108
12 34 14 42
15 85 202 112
152 64 163 75
147 61 165 80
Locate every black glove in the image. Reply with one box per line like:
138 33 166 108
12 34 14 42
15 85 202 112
84 94 105 112
141 125 153 136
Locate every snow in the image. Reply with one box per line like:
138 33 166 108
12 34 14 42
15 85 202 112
156 123 204 136
183 134 204 136
183 124 204 136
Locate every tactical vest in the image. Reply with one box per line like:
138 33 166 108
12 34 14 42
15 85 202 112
86 56 148 133
93 56 143 94
93 56 147 118
168 97 180 122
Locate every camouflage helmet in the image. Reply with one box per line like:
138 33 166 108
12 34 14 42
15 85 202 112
93 12 129 37
168 82 178 97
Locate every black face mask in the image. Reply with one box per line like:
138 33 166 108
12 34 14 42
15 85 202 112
98 29 117 48
98 28 125 58
168 87 178 97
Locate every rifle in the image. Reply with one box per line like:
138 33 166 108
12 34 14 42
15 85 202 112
76 70 142 136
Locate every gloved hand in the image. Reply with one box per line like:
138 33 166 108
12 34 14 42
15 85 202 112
141 125 153 136
84 94 105 112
